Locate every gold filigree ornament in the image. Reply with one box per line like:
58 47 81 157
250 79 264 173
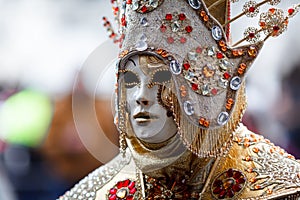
106 0 300 157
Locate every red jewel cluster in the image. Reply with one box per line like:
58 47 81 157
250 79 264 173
108 179 137 200
160 13 192 44
212 168 246 199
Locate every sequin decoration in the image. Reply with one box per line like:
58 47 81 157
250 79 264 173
182 46 234 96
160 12 193 44
131 0 164 13
108 179 137 200
211 168 247 199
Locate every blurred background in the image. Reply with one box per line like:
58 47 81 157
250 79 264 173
0 0 299 199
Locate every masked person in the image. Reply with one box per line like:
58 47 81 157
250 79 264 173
59 0 300 199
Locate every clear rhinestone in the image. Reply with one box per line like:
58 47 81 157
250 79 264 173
185 71 195 80
201 84 209 95
217 112 229 125
136 40 148 51
183 101 194 115
230 76 242 90
207 46 216 56
149 0 159 8
212 26 223 41
219 59 233 70
218 78 228 88
140 17 148 26
132 1 139 10
188 0 201 9
170 60 181 75
188 51 197 61
171 21 181 32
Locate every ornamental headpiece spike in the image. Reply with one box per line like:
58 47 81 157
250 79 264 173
110 0 300 156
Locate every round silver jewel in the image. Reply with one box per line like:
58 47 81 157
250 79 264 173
170 60 182 75
188 0 201 9
230 76 242 90
217 111 229 125
211 26 223 41
183 101 194 115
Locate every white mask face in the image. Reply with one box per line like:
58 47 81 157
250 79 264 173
123 55 177 143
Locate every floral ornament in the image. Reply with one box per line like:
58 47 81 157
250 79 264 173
244 27 261 44
182 46 234 97
129 0 163 13
211 168 247 199
160 12 193 44
259 8 288 37
108 179 137 200
243 1 259 18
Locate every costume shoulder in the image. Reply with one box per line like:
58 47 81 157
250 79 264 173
202 124 300 200
58 150 138 200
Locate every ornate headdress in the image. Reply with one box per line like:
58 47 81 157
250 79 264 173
105 0 300 157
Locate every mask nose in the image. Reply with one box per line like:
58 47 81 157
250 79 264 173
135 84 153 107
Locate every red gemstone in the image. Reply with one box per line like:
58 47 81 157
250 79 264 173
178 13 186 20
233 171 242 179
288 8 295 15
232 184 242 192
213 186 223 194
160 24 167 32
185 26 193 33
109 194 117 200
183 63 190 70
117 181 123 189
249 6 255 13
129 187 137 194
236 177 246 184
211 88 218 95
216 52 224 59
126 195 134 200
141 5 148 13
213 180 223 187
227 189 235 198
128 181 135 189
180 37 187 43
249 33 255 38
123 179 130 187
126 0 132 4
218 189 226 199
269 8 276 14
226 168 233 177
109 33 116 38
196 47 202 53
167 37 174 44
223 72 231 80
109 188 117 195
191 83 198 91
165 14 173 20
121 16 126 26
273 26 280 32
